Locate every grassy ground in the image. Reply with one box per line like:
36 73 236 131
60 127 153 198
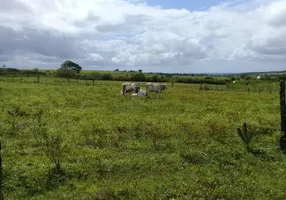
0 79 285 199
0 76 280 92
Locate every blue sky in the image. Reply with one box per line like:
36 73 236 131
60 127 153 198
146 0 227 11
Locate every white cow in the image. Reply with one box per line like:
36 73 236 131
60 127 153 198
131 90 148 97
138 90 148 96
145 83 167 93
121 82 141 95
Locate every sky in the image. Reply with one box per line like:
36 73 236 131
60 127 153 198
146 0 227 11
0 0 286 73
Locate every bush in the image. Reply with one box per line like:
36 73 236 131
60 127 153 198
21 70 46 76
101 74 113 80
176 78 226 85
130 73 146 81
89 72 102 80
56 68 76 78
0 68 8 76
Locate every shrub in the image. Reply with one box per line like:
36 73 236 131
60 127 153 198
101 73 113 80
56 68 76 78
130 73 146 81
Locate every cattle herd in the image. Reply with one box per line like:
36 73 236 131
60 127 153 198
121 82 167 97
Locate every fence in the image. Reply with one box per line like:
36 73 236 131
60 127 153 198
0 76 280 94
0 140 3 200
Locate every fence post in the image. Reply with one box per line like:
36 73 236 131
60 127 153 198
280 80 286 133
279 80 286 151
0 140 4 200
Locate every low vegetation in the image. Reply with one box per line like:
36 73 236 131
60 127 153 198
1 61 285 87
0 76 286 199
237 122 254 152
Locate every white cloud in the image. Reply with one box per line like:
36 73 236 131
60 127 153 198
0 0 285 73
266 0 286 27
89 53 104 61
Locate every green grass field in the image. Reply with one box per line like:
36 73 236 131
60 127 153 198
0 78 285 199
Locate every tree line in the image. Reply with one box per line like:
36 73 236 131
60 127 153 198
1 60 285 85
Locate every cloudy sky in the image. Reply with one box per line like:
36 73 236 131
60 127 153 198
0 0 285 73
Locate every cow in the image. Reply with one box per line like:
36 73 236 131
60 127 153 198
145 83 167 93
121 82 141 95
145 83 167 98
131 90 148 97
138 90 148 96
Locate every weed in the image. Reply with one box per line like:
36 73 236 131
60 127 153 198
237 122 254 152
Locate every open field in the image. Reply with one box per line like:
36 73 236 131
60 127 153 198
0 78 286 199
0 75 281 93
2 67 285 88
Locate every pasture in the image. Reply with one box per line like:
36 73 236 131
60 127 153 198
0 78 285 199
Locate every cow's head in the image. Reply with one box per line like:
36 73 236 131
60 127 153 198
162 83 167 90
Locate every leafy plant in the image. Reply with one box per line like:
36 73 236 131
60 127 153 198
39 129 68 173
28 108 47 136
82 123 110 148
237 122 253 152
6 106 29 136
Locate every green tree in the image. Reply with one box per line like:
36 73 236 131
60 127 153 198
130 73 146 81
101 73 113 80
167 75 175 87
60 60 82 74
150 75 158 82
56 67 76 78
240 75 251 80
